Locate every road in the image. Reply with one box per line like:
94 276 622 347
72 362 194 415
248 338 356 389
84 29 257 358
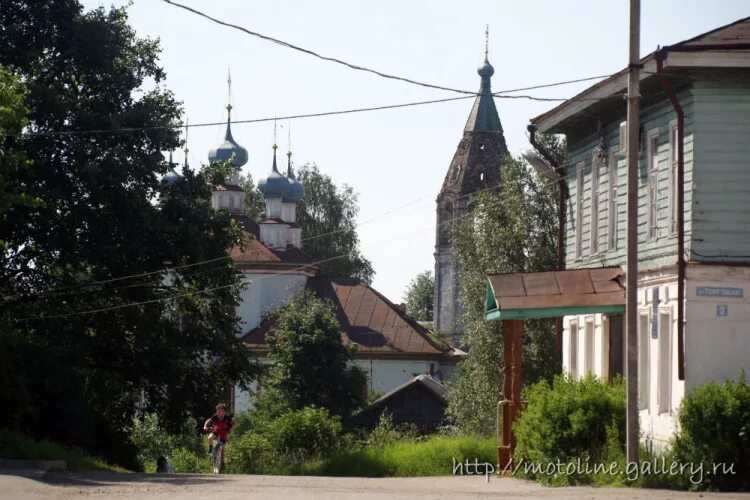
2 470 749 499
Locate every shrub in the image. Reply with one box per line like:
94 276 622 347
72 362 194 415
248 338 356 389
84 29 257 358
513 374 625 484
671 374 750 490
129 413 203 472
225 406 345 474
170 447 211 474
367 412 420 448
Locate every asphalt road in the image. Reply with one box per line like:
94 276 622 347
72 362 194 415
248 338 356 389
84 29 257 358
2 470 749 499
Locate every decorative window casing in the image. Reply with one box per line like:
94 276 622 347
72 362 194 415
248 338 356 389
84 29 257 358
647 130 660 240
607 148 619 250
575 161 584 259
590 154 601 254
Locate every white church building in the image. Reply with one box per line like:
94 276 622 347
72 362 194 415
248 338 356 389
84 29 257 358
199 102 458 413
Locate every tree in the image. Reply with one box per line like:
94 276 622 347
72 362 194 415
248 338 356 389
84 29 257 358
402 270 434 322
265 290 367 419
296 163 374 284
445 142 563 436
0 2 257 466
239 173 265 221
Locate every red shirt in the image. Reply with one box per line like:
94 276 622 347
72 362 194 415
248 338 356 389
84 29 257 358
209 414 233 440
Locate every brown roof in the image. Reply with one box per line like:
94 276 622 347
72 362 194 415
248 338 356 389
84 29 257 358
531 17 750 133
487 267 625 312
674 16 750 49
243 277 452 357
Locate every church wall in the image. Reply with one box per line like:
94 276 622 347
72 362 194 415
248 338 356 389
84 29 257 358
236 272 308 334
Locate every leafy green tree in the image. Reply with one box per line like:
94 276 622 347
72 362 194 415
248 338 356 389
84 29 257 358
402 270 434 322
0 1 257 465
296 163 374 284
239 173 265 221
445 143 563 436
265 290 367 419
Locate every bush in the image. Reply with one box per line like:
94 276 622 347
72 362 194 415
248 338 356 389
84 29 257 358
225 406 345 474
170 447 211 474
513 374 625 484
671 374 750 490
129 413 203 472
367 413 420 448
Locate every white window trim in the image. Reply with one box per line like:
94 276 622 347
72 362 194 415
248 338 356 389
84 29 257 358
657 307 673 415
575 161 584 260
638 311 651 412
569 319 579 381
584 316 595 377
668 119 679 235
607 147 619 251
646 129 660 241
590 154 600 255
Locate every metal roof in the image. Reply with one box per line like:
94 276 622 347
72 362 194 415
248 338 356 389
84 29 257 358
486 267 626 320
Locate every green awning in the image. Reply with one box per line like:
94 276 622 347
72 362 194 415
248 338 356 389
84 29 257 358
485 268 626 321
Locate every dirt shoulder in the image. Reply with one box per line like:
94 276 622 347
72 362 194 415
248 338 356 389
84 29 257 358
2 470 749 499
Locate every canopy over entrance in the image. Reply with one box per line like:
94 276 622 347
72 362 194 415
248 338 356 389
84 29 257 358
485 267 626 321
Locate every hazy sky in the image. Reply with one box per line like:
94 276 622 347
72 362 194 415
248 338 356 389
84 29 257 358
81 0 748 301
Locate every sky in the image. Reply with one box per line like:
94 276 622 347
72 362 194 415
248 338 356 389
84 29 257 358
81 0 749 302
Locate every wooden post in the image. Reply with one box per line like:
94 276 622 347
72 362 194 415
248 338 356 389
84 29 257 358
498 319 524 473
626 0 641 466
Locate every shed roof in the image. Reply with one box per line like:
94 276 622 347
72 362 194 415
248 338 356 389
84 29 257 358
486 267 626 320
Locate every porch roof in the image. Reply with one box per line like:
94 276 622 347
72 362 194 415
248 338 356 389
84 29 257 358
485 267 626 320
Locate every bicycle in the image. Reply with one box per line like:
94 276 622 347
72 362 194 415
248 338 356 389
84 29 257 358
211 437 224 474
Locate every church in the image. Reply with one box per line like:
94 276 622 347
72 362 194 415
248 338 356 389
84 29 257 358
434 47 509 346
182 46 509 413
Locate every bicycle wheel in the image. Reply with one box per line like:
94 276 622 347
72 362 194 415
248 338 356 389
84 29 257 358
212 442 222 474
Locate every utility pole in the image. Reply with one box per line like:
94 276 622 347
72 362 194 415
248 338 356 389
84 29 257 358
626 0 641 465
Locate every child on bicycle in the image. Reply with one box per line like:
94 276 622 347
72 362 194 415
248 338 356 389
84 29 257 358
203 403 235 468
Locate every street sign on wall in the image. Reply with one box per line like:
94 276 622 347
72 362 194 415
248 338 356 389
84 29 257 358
696 287 743 298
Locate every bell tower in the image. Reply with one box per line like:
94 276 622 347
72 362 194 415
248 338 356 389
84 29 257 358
434 30 509 345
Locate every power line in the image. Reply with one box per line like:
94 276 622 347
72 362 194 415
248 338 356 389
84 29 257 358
161 0 474 96
3 90 614 139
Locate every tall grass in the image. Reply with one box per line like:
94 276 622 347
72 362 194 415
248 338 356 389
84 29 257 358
0 429 128 472
301 435 496 477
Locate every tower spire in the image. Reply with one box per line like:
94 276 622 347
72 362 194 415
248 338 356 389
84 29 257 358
183 116 189 167
226 67 233 119
286 121 293 176
484 24 490 64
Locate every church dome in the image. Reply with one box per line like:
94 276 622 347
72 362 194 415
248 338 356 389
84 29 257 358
258 146 291 199
283 152 304 203
477 59 494 78
161 152 182 187
208 119 248 168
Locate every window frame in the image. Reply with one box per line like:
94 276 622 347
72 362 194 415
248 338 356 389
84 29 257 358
638 311 651 412
590 153 601 255
575 161 584 259
607 147 619 251
569 319 579 381
646 129 660 240
657 308 673 415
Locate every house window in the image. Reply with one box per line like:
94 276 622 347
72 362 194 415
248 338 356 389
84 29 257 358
638 313 650 411
569 320 579 380
658 312 672 414
584 318 595 376
607 148 618 250
575 161 584 259
647 131 659 239
669 121 679 234
590 155 600 254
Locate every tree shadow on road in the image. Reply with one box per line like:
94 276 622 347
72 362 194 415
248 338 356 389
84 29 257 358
2 469 230 487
